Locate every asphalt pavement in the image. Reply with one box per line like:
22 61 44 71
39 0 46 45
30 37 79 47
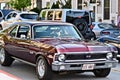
0 61 120 80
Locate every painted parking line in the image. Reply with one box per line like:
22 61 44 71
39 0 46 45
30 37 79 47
0 70 21 80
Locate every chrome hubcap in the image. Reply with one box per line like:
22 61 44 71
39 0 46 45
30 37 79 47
0 48 5 63
38 59 45 78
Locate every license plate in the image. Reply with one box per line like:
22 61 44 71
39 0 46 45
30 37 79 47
82 64 94 70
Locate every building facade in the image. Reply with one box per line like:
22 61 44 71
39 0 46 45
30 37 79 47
31 0 50 9
118 0 120 16
0 0 10 9
50 0 118 25
0 0 119 25
72 0 118 25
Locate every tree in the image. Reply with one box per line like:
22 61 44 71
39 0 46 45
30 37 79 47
58 0 71 9
8 0 31 11
51 1 60 9
62 0 71 8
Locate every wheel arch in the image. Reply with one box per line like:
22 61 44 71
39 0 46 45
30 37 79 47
35 54 51 66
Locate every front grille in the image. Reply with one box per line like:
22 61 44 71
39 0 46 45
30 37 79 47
65 53 106 60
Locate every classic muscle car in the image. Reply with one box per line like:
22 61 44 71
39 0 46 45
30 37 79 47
0 21 118 80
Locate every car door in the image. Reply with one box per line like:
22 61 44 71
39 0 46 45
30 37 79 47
6 24 35 63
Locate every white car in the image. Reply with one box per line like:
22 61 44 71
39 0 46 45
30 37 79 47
0 11 38 29
92 22 114 38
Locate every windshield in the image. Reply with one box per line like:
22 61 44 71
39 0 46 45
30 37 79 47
98 23 114 29
20 14 38 19
33 25 82 40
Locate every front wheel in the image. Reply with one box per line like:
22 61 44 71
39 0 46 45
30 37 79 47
93 68 111 77
36 56 53 80
0 48 14 66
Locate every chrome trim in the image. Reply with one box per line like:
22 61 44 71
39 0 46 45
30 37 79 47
12 57 36 66
54 52 107 62
114 51 118 53
53 60 118 65
57 51 110 54
117 55 120 58
65 59 107 62
52 59 118 71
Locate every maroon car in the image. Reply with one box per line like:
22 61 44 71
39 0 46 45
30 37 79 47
0 21 118 80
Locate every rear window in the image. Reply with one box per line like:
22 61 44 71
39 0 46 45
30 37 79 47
66 11 90 24
54 11 62 20
98 23 114 29
47 11 54 20
20 14 38 19
66 11 85 17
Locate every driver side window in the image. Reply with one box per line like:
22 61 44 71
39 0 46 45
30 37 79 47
16 25 30 39
10 25 19 37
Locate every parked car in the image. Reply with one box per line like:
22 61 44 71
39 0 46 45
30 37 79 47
0 9 14 22
40 9 96 40
92 22 115 38
100 28 120 38
0 21 118 80
98 36 120 61
0 11 38 29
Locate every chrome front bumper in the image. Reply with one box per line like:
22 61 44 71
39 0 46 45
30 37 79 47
52 59 118 71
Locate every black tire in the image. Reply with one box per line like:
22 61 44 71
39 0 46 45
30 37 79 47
73 18 88 35
0 48 14 66
93 68 111 77
36 56 53 80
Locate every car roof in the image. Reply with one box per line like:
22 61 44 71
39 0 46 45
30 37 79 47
13 20 74 26
41 9 91 12
9 11 38 14
92 22 100 24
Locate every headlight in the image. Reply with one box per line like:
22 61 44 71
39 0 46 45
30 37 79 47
58 54 66 62
106 53 113 59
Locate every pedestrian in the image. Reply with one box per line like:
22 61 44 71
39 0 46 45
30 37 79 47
99 18 102 22
111 19 116 27
117 15 120 27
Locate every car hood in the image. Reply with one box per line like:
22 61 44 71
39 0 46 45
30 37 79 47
34 39 111 53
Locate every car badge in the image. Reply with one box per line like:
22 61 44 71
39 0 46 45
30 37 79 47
86 54 91 58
